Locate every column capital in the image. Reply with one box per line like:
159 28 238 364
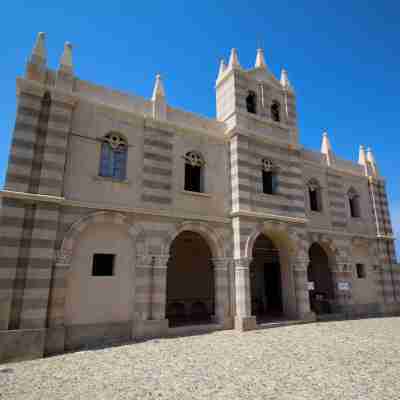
234 258 252 270
212 258 232 270
293 256 309 271
151 254 170 268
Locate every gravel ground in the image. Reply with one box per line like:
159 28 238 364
1 317 400 400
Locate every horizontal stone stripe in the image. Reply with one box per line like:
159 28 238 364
236 148 301 168
48 112 70 125
15 121 68 140
234 155 302 175
6 173 62 188
328 191 344 199
238 197 305 213
146 127 174 139
9 155 65 173
20 298 50 310
142 180 171 191
1 216 61 231
143 165 172 177
143 152 172 163
0 237 55 248
0 278 63 289
330 211 347 218
246 137 299 157
0 257 53 269
143 138 173 150
330 200 346 208
141 194 172 205
19 105 40 118
326 180 343 189
12 138 67 155
331 221 347 228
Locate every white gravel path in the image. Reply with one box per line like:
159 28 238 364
1 317 400 400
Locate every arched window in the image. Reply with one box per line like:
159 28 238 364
184 151 204 193
271 101 281 122
99 133 127 180
308 179 322 212
246 91 257 114
262 159 278 195
348 188 361 218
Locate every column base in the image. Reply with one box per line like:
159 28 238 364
133 319 169 340
297 311 316 322
44 326 66 356
212 315 234 330
0 329 46 363
234 316 257 331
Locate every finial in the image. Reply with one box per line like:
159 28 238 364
59 41 73 73
228 48 241 69
280 69 292 89
255 48 267 69
30 32 47 64
321 130 333 166
152 73 166 101
217 59 227 80
358 145 367 165
366 147 379 176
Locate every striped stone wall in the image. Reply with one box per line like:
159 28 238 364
327 173 347 230
141 125 174 208
5 81 74 197
0 198 61 330
231 133 306 219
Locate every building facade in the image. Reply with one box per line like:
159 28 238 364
0 33 399 362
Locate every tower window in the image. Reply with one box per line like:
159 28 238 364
271 101 281 122
184 151 204 193
262 159 277 195
246 91 257 114
92 254 115 276
356 263 366 279
348 188 361 218
308 179 322 212
99 133 127 181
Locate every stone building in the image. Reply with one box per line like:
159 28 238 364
0 33 398 362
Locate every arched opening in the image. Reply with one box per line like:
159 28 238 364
246 91 257 114
166 231 214 326
250 234 283 322
307 243 335 314
271 101 281 122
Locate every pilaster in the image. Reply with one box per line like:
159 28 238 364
293 256 314 320
212 258 233 328
234 257 256 331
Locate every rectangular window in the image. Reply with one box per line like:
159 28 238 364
309 189 319 211
92 254 115 276
185 164 201 192
262 171 274 194
356 263 366 279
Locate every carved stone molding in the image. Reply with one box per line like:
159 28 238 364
234 258 252 270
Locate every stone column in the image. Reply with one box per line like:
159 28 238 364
293 257 314 320
133 255 169 340
134 255 153 321
212 258 232 329
234 258 256 331
151 255 169 321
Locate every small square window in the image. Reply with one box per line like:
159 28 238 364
92 254 115 276
356 263 366 279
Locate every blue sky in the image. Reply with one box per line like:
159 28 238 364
0 1 399 255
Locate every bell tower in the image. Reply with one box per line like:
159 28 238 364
215 48 298 146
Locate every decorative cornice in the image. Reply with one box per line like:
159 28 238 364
230 210 307 225
0 190 230 224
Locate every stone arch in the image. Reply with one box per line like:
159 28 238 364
244 221 296 260
163 221 225 259
245 222 298 319
58 211 145 266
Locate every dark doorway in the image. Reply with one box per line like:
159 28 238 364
250 234 283 322
308 243 335 314
166 231 214 326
